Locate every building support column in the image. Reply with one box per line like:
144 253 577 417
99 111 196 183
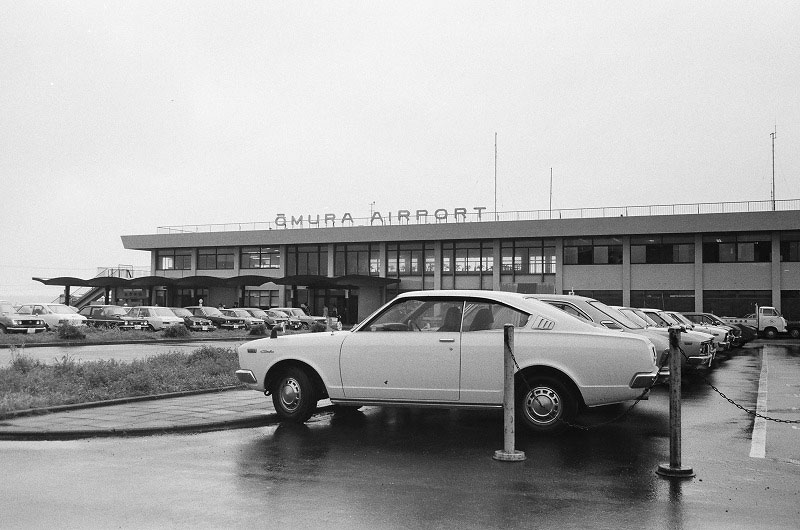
622 236 631 306
694 234 704 311
772 233 782 311
278 245 287 306
433 241 442 290
492 239 501 290
554 238 564 295
327 244 335 277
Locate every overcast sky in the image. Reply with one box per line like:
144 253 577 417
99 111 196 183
2 1 799 303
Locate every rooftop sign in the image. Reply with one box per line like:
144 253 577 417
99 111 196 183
275 207 488 228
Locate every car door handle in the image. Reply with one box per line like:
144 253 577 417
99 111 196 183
439 338 455 343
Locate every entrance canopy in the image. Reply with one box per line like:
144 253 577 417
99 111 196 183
33 274 400 290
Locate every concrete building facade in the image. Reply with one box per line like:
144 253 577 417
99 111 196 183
120 201 800 325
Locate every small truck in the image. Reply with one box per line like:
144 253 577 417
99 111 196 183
721 306 788 339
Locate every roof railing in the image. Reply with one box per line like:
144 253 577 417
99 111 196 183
155 198 800 234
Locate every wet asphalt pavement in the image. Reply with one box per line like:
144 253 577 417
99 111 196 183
1 342 799 528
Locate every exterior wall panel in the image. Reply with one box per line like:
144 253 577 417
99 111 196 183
562 265 623 291
703 263 772 290
631 264 695 290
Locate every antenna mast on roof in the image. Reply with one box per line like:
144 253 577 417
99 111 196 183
494 132 498 221
770 126 776 211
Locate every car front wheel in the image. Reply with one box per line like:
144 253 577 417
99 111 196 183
272 367 317 423
516 376 577 434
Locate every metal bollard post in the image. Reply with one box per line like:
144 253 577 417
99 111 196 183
494 324 526 462
657 326 695 478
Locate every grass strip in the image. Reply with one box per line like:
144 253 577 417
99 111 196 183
0 345 241 414
0 325 256 347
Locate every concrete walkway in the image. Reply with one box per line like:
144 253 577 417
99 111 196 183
0 389 300 440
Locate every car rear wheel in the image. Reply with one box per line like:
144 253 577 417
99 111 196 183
272 367 317 423
516 376 577 434
762 327 778 340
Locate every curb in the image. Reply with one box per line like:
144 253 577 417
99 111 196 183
0 414 280 441
0 386 243 420
0 405 337 441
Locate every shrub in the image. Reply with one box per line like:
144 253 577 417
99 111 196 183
248 323 268 336
162 324 190 338
310 321 328 333
0 345 241 413
9 347 39 374
57 323 86 340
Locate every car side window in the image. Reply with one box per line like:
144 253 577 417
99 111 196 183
462 302 530 331
549 302 591 323
363 299 463 332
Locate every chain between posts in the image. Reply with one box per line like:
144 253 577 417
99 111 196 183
679 346 800 425
507 337 800 430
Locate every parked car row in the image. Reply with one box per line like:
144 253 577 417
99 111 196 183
235 289 775 436
0 301 322 334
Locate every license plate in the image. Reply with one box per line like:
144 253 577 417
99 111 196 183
201 326 208 331
232 325 240 329
27 328 35 334
134 325 141 330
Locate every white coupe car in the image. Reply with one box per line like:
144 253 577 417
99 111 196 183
15 303 87 330
236 290 660 434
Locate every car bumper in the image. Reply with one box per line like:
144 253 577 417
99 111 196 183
188 324 216 331
4 326 46 334
119 322 147 330
629 371 659 388
235 369 258 385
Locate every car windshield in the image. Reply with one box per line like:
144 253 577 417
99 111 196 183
231 309 250 318
617 307 651 327
203 307 224 317
171 308 191 317
107 307 127 316
644 311 671 327
268 310 287 318
587 301 643 329
248 310 268 318
668 312 693 325
706 315 726 326
149 308 175 317
657 312 681 325
47 304 74 313
628 308 658 326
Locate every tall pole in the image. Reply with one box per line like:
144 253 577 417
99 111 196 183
549 167 553 218
770 128 776 211
494 132 498 221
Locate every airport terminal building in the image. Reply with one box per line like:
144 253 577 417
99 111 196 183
113 199 800 326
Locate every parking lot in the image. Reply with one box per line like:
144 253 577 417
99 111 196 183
1 341 798 528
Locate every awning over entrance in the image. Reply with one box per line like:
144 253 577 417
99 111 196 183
33 274 400 289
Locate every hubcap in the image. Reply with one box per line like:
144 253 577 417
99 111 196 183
524 386 562 426
279 377 302 412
